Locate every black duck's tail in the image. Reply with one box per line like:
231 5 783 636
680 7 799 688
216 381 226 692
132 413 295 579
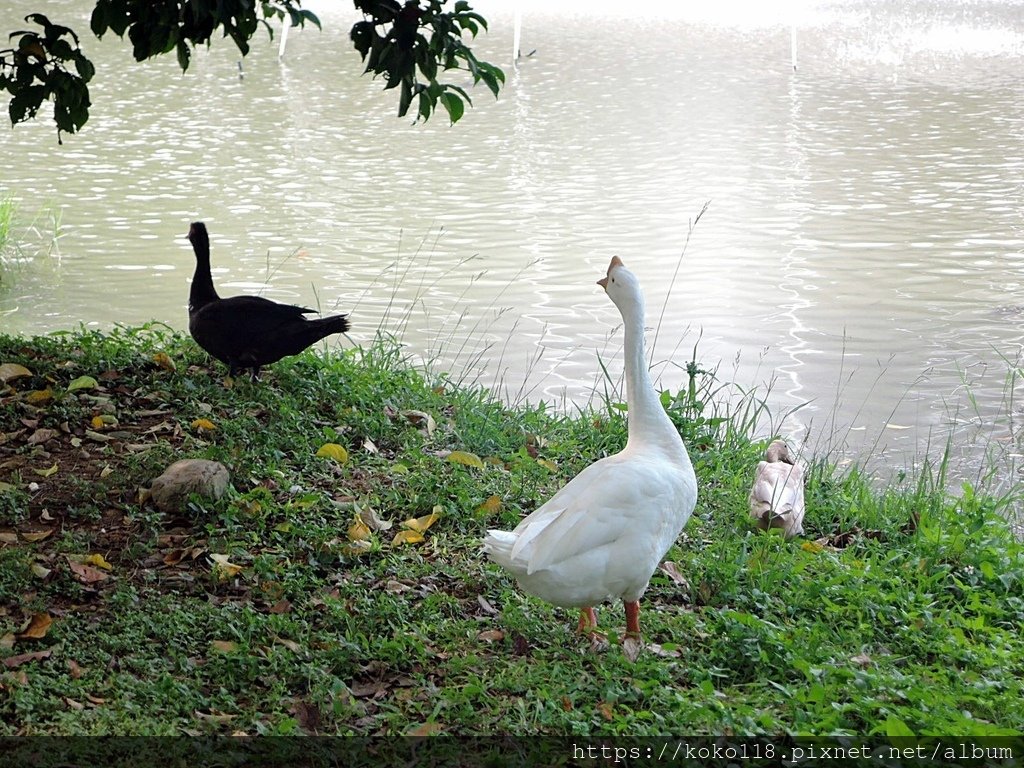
306 313 350 340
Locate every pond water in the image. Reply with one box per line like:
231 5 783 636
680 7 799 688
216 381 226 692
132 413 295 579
1 0 1023 501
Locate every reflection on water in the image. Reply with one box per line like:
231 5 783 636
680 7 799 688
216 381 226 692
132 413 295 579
1 0 1022 497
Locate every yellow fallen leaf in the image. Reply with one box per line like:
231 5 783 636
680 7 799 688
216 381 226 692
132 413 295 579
406 722 445 737
801 541 825 554
24 388 54 405
67 375 98 392
211 640 239 653
347 518 371 542
537 458 558 472
391 529 425 546
448 450 484 469
18 612 53 639
83 554 113 571
152 352 176 372
0 363 32 383
191 418 216 431
33 464 58 478
31 564 52 579
316 443 349 464
210 553 243 581
476 495 501 515
21 529 54 542
404 506 442 533
390 463 409 475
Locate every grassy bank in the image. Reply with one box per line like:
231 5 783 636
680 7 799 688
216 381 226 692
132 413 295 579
0 326 1022 737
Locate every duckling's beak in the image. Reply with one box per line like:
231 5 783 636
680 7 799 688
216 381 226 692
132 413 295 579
597 255 624 289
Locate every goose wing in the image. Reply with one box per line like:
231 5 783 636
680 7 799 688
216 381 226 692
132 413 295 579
514 456 686 575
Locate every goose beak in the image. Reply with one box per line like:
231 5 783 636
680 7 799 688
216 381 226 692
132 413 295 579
597 256 624 289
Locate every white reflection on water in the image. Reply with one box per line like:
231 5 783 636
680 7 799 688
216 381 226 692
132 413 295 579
0 0 1022 503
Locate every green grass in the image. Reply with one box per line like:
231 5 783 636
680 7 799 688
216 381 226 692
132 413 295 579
0 325 1022 738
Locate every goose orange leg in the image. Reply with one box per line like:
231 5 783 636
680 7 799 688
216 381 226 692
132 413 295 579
624 600 641 638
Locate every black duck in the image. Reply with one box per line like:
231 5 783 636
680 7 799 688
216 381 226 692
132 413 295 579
187 222 349 379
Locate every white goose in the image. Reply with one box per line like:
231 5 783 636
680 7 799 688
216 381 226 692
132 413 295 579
483 256 698 638
748 440 805 538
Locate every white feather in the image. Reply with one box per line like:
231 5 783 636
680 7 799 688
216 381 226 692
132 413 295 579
748 440 806 538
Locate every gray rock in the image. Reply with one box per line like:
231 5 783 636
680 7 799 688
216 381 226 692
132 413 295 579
150 459 230 512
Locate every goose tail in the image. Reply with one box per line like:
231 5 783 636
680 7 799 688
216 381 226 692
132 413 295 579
482 529 517 569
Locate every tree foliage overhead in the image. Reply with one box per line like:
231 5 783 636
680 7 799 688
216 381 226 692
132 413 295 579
0 0 503 142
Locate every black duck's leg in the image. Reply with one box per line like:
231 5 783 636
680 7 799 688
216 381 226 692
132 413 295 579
250 366 261 381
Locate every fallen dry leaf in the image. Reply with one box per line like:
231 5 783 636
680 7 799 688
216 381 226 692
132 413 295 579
347 518 371 542
190 418 216 432
18 612 53 639
26 428 58 446
406 722 445 737
391 529 425 547
194 710 235 723
163 549 186 565
210 553 243 581
21 529 54 543
477 629 505 643
476 495 501 515
647 642 682 658
32 464 59 478
597 702 615 721
622 635 644 663
536 458 558 472
152 352 176 371
68 659 84 679
274 637 301 653
404 506 442 533
659 561 690 589
2 649 52 669
211 640 239 653
31 563 52 579
66 558 109 584
477 595 498 615
0 362 32 383
268 599 292 615
400 409 436 435
292 699 321 733
358 505 392 532
24 388 54 405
